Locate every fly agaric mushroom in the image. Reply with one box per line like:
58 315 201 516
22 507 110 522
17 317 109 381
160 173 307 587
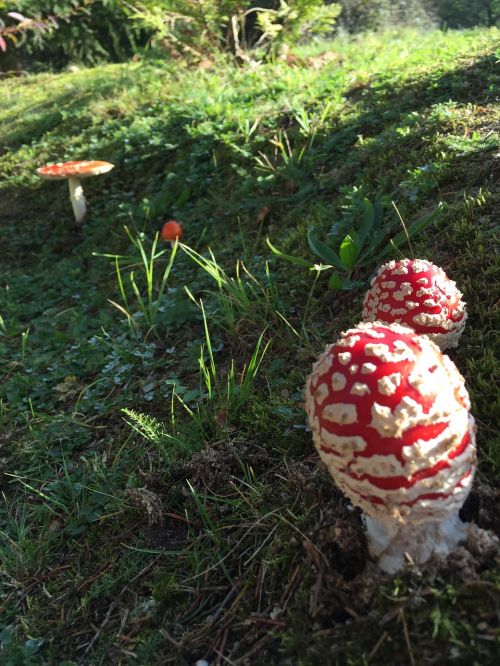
305 321 477 572
37 160 114 225
362 258 466 349
161 220 183 247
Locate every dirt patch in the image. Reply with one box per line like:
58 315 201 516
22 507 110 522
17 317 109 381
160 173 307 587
142 521 188 552
132 449 499 664
126 487 164 526
172 439 271 493
442 538 499 582
460 476 500 536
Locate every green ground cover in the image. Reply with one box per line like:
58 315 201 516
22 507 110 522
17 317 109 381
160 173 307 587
0 27 499 665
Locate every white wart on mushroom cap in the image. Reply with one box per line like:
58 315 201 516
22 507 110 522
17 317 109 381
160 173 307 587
362 259 467 349
305 322 476 528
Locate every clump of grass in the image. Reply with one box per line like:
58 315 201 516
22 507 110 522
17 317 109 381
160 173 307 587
182 242 281 334
94 226 179 336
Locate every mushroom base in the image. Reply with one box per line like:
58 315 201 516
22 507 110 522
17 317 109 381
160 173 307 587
365 513 471 573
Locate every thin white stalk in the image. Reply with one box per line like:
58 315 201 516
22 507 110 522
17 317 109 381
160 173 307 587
68 176 87 225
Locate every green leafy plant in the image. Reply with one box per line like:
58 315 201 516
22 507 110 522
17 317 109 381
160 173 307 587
267 198 442 290
255 0 341 54
5 0 146 69
122 0 340 61
122 407 194 465
0 9 54 55
94 226 179 335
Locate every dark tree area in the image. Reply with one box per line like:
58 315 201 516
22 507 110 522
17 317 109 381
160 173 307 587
336 0 500 31
433 0 499 27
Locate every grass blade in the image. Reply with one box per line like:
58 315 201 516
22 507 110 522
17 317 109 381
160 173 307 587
266 238 313 268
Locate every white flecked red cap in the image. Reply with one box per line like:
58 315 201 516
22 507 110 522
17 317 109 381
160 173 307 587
305 321 476 525
37 160 114 179
362 258 467 349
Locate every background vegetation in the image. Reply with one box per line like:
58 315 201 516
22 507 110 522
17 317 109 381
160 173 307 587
1 0 499 70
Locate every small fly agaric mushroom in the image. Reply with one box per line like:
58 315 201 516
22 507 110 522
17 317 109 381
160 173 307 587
305 321 477 572
363 258 466 349
161 220 183 247
37 160 114 225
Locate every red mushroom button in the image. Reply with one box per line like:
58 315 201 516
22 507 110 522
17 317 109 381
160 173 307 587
305 321 477 571
362 259 467 349
161 220 183 247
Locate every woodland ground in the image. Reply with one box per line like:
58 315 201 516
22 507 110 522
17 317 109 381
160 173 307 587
0 27 499 666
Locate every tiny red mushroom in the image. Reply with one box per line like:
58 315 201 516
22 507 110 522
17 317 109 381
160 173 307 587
363 258 466 349
161 220 183 247
37 160 114 225
305 321 477 572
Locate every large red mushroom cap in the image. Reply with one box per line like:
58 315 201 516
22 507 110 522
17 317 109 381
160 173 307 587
161 220 183 243
305 322 476 526
37 160 114 179
362 259 466 349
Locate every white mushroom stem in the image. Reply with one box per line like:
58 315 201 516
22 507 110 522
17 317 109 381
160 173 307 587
68 176 88 225
364 513 471 573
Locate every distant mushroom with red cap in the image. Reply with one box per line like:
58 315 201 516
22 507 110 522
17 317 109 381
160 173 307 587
37 160 114 225
161 220 183 247
305 321 478 572
363 258 467 349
